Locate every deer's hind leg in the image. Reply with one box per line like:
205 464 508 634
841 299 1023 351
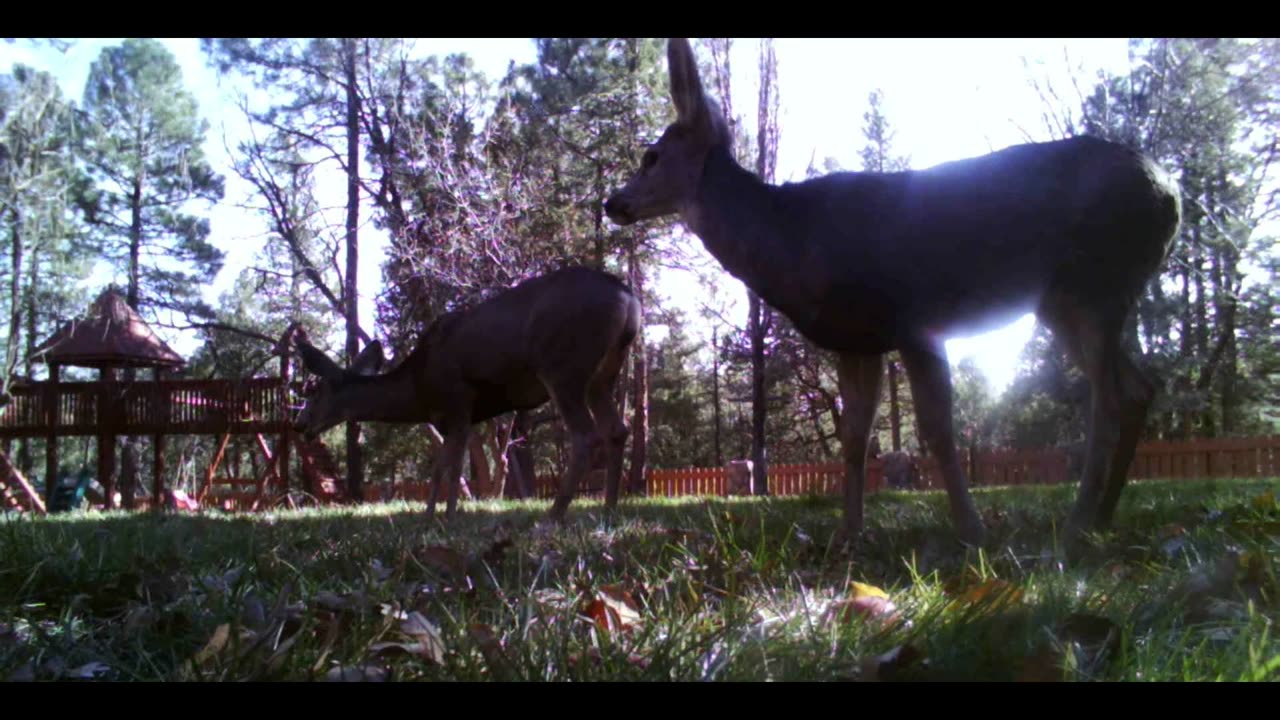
1040 297 1154 541
543 372 601 523
587 348 630 511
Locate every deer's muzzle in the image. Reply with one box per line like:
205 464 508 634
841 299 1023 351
603 195 635 225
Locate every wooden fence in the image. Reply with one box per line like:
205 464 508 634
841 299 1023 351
290 436 1280 505
641 435 1280 498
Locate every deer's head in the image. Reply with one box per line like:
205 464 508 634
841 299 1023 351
604 38 732 226
292 339 386 440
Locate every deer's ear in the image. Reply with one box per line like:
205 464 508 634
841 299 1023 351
668 38 709 128
351 340 385 376
296 341 344 382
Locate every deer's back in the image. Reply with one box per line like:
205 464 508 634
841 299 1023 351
777 136 1180 349
415 267 637 410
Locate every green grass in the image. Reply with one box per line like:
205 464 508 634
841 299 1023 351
2 477 1278 681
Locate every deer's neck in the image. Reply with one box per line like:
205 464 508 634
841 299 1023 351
342 369 425 423
683 148 805 310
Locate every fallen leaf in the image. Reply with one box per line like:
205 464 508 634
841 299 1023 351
192 623 231 665
948 578 1025 613
850 581 890 600
324 664 388 682
198 566 244 596
264 631 301 675
582 584 643 634
379 602 409 622
416 545 468 579
847 596 900 622
370 641 431 658
468 623 509 678
241 595 267 630
310 612 344 673
313 589 374 615
399 611 446 664
827 583 902 626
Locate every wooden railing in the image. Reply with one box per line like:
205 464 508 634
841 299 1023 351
0 378 293 437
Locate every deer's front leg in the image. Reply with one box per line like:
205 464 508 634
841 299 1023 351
442 425 471 520
899 341 986 546
425 414 471 522
835 352 884 546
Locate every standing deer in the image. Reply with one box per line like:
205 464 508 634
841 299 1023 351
291 267 641 521
604 38 1181 547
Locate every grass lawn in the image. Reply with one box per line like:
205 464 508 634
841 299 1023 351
2 477 1278 681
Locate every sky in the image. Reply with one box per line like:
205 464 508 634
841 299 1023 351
0 37 1136 393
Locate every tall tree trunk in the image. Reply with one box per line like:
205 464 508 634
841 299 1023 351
592 163 606 270
119 172 146 509
748 38 779 497
20 241 39 477
5 207 22 383
6 207 27 475
888 356 901 452
1192 225 1213 436
1177 248 1194 438
467 434 492 498
626 241 648 494
748 293 768 494
343 38 365 502
712 325 723 466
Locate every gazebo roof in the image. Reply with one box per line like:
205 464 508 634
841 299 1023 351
32 288 186 370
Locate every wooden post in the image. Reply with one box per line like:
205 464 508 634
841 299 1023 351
1 448 47 514
44 362 60 502
152 367 167 511
99 367 117 509
200 432 232 504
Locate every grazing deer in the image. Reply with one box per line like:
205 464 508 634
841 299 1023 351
292 267 641 521
605 38 1181 547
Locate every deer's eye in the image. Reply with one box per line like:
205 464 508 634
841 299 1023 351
642 149 658 170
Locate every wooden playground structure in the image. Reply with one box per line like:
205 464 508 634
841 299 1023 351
0 289 344 514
